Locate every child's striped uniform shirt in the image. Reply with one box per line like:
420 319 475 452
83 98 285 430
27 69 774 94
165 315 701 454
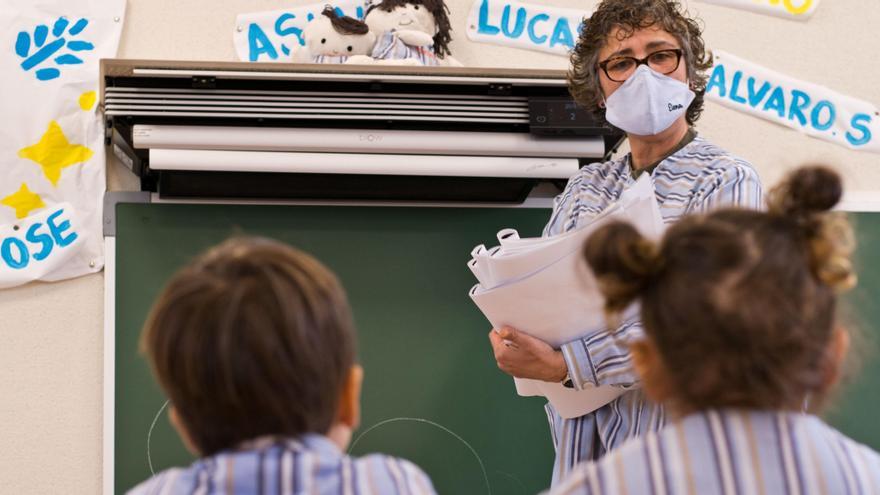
127 434 436 495
546 409 880 495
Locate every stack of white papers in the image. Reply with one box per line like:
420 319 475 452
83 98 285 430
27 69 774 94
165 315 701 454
468 175 666 418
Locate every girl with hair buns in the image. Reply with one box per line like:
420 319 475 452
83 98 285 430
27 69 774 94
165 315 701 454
546 166 880 495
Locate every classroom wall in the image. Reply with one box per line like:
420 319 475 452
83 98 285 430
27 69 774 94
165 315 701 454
1 0 877 492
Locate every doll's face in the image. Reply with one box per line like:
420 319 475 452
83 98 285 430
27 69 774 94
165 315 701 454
303 17 376 57
365 3 437 35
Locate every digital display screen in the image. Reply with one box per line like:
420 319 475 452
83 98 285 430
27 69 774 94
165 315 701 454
528 97 609 136
544 100 584 123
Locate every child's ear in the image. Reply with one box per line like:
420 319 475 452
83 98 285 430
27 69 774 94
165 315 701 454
168 405 201 456
337 364 364 429
823 326 851 390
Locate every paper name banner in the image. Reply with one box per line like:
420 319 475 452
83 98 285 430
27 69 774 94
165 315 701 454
696 0 819 20
233 1 364 62
706 50 878 153
0 204 84 288
466 0 591 57
1 0 125 289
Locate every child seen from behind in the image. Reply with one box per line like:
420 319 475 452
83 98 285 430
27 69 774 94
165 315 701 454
549 166 880 494
128 237 436 495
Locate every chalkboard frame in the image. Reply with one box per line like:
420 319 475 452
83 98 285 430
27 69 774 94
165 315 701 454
101 193 880 495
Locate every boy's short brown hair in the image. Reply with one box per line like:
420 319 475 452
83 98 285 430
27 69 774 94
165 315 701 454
141 237 356 456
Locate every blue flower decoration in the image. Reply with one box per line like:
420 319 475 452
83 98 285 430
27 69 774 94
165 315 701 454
15 17 94 81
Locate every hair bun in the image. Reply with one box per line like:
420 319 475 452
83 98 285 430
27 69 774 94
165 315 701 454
768 165 842 217
769 165 857 292
584 221 661 315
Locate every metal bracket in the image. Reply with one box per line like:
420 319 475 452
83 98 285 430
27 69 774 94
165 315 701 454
103 191 151 237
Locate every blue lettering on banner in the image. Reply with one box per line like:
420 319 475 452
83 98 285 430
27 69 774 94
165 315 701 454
706 63 875 149
527 14 549 45
788 90 810 126
847 114 873 146
275 13 302 56
1 238 29 270
0 208 78 271
549 17 574 48
762 87 786 118
501 5 526 38
47 208 78 247
248 23 278 61
810 100 835 131
747 77 771 107
246 4 364 62
476 0 583 53
25 223 53 261
707 65 727 97
729 71 747 104
478 0 501 35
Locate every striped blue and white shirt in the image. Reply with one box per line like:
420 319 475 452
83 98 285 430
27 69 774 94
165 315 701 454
127 434 436 495
311 55 354 64
370 31 439 66
546 409 880 495
543 135 763 485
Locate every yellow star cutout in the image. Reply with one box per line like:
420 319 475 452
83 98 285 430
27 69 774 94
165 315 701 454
79 91 97 111
18 120 94 186
1 183 46 219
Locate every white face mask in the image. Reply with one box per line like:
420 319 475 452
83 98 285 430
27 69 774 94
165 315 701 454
604 65 695 136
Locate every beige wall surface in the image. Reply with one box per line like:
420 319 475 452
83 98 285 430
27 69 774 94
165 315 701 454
1 0 877 493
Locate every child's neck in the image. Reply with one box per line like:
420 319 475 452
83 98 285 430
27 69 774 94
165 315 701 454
326 423 353 451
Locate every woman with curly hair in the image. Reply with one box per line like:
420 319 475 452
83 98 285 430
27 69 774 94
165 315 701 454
487 0 764 485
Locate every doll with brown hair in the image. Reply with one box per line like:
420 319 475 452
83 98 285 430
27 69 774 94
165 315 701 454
361 0 462 66
546 166 880 494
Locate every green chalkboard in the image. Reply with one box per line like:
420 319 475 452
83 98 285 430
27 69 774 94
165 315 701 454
829 213 880 449
114 203 555 495
114 204 880 494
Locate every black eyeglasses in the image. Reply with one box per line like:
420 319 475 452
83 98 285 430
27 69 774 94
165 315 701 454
597 49 684 83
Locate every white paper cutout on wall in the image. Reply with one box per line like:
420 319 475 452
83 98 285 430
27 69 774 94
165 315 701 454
466 0 590 57
0 0 126 289
695 0 819 20
706 50 878 154
233 1 366 63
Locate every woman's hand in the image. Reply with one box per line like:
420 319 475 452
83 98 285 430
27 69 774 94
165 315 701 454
488 326 568 382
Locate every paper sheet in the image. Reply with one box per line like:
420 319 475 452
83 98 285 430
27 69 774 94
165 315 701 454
468 175 665 418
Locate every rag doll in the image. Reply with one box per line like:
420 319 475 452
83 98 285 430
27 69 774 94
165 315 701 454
361 0 462 66
293 6 376 64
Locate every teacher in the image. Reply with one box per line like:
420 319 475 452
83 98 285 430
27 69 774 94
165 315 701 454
487 0 764 486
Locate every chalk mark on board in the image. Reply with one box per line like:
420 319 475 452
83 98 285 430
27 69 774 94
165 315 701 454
348 416 491 495
494 470 528 494
147 399 170 475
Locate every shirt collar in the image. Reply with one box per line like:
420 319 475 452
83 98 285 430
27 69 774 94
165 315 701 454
234 432 343 458
629 127 697 180
675 408 815 430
